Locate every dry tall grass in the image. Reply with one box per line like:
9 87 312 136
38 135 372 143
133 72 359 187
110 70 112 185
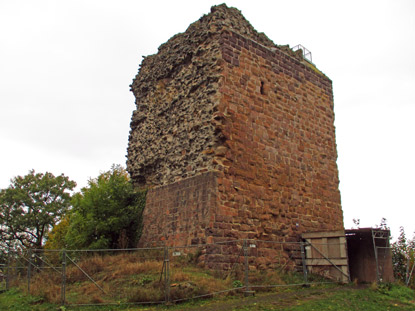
14 250 294 305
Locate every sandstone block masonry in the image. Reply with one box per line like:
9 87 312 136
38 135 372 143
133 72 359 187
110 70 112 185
127 4 344 254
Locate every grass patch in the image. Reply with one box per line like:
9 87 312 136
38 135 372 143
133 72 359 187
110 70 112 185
0 288 56 311
246 284 415 311
1 284 415 311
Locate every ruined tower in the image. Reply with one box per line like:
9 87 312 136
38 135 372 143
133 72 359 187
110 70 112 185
127 4 344 249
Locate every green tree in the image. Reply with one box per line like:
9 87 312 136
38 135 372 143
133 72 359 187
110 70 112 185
0 170 76 250
63 165 146 250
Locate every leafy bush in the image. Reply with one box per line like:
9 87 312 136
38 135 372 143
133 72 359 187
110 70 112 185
46 165 146 250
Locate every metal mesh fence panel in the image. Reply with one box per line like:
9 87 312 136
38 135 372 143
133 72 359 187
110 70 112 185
1 239 348 306
168 240 245 303
62 248 165 306
244 240 306 290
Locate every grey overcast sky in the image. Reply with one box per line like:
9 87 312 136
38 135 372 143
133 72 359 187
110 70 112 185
0 0 414 239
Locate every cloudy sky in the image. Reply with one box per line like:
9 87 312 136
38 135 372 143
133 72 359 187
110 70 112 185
1 0 414 239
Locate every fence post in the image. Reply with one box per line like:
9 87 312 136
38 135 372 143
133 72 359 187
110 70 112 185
61 250 66 306
407 260 414 286
164 246 170 304
27 249 32 294
6 248 10 291
300 241 308 284
243 240 250 293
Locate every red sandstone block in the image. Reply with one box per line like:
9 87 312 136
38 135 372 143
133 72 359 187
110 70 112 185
240 224 251 231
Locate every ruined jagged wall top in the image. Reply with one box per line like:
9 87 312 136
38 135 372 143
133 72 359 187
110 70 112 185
130 5 277 101
127 4 284 187
127 4 333 189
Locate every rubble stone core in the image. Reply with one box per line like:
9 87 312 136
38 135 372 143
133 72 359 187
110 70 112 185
127 4 344 256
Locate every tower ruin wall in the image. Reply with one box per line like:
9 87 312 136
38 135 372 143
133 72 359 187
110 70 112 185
128 5 344 254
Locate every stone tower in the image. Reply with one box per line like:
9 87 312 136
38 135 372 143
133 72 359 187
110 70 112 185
127 4 344 249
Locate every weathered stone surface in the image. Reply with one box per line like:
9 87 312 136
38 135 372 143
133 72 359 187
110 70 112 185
139 172 217 247
128 4 344 263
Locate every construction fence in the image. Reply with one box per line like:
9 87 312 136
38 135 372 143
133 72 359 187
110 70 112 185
0 239 348 307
